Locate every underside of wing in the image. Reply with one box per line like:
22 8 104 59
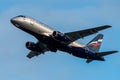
27 51 40 58
65 25 111 43
27 49 49 59
26 41 49 58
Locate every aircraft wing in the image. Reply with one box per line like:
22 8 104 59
65 25 111 43
27 49 49 58
27 42 49 58
27 51 40 58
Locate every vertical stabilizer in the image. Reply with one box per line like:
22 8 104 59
87 34 103 52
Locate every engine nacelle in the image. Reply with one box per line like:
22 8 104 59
52 31 70 42
26 42 41 52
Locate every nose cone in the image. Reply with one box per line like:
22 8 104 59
11 15 27 27
11 15 26 24
10 16 23 27
11 17 18 25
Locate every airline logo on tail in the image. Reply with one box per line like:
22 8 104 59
88 39 102 47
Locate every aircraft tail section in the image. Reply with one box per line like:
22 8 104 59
85 34 118 63
87 34 103 52
86 51 118 63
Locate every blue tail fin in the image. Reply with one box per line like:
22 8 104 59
87 34 103 52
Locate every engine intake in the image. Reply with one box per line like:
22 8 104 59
26 42 41 52
52 31 70 42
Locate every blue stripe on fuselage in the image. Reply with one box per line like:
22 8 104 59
65 46 99 60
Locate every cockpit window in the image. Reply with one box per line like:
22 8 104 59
17 15 26 18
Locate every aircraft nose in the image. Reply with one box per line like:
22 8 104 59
11 17 22 27
11 17 18 24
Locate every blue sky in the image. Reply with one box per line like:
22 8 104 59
0 0 120 80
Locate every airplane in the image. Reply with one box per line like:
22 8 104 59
11 15 118 63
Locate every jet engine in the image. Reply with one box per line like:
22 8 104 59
26 42 41 52
52 31 70 42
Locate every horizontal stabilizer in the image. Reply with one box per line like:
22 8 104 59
86 51 118 63
97 51 118 57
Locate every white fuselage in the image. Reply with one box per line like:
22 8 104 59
11 15 85 47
